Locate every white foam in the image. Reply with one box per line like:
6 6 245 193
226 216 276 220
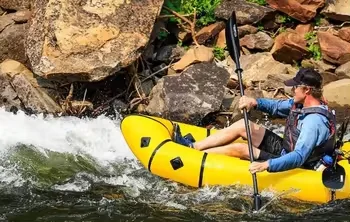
0 108 136 166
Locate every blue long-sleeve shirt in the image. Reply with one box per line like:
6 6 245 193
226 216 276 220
255 98 331 172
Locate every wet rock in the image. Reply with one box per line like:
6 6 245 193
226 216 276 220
338 27 350 43
215 0 276 25
335 61 350 78
317 31 350 65
195 21 225 45
0 59 62 114
145 62 230 124
172 45 214 71
271 29 309 64
239 52 294 87
26 0 164 82
240 31 274 51
0 0 32 10
0 14 29 66
321 0 350 22
323 79 350 106
155 45 185 63
266 0 325 23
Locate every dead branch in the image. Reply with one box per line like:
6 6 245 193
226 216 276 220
314 21 350 30
163 6 199 46
141 60 174 83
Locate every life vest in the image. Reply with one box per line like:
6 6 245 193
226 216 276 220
281 103 337 168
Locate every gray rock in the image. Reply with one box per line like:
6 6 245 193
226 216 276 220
335 61 350 79
0 21 29 67
215 0 275 25
0 59 62 114
155 45 185 63
146 62 230 124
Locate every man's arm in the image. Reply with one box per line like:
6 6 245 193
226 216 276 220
256 98 293 118
267 114 330 172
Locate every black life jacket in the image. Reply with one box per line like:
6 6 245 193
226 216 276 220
282 103 337 168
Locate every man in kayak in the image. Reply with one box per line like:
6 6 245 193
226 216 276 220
173 68 336 174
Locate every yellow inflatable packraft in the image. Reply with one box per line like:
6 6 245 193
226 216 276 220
120 114 350 204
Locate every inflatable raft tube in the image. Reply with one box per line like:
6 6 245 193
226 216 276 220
120 114 350 203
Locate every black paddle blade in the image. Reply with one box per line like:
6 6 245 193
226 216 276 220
225 11 241 65
322 164 346 190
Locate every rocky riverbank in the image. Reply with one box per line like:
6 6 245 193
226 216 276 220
1 0 350 126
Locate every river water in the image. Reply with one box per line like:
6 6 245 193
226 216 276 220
1 107 350 221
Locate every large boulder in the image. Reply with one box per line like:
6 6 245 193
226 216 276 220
266 0 325 23
317 31 350 65
323 79 350 109
145 62 230 124
26 0 164 82
215 0 275 25
0 59 62 114
239 52 295 87
270 29 309 64
321 0 350 22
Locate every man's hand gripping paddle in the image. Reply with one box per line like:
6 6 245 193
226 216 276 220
225 11 262 211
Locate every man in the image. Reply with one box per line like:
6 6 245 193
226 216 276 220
173 68 336 174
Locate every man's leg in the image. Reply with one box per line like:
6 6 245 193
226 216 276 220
201 143 262 160
193 118 266 151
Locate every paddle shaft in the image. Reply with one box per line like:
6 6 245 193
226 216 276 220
228 13 261 211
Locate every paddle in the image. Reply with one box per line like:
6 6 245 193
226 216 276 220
225 11 262 211
322 163 346 191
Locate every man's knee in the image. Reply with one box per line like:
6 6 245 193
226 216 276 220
230 118 246 132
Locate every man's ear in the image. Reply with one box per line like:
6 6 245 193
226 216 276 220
305 87 312 94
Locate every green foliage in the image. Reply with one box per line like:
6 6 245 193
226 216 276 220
157 29 169 40
163 0 222 26
213 46 225 61
257 25 264 31
246 0 267 6
278 26 286 34
304 31 322 60
276 14 295 24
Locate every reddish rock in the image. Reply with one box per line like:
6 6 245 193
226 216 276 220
195 22 226 45
338 27 350 43
318 31 350 65
216 30 226 48
266 0 325 23
295 24 313 37
215 25 258 49
271 30 309 64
